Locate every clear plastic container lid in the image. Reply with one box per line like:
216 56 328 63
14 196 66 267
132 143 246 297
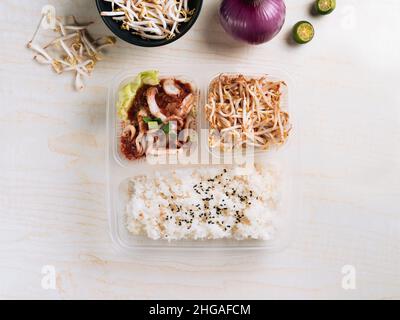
106 64 301 252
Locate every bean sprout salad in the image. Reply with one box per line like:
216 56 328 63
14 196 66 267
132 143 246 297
101 0 194 40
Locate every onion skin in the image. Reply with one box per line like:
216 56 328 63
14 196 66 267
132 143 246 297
219 0 286 45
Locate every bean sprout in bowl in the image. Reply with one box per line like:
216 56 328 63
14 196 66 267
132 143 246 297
95 0 203 47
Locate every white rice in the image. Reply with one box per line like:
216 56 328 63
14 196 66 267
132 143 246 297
126 165 280 241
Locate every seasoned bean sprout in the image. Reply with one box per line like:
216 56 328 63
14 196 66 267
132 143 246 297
205 74 291 150
101 0 194 40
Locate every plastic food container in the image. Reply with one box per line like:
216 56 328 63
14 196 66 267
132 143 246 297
106 65 301 252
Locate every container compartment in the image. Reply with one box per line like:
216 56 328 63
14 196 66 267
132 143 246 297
110 73 201 168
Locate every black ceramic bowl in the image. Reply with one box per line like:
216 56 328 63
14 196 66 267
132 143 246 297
95 0 203 47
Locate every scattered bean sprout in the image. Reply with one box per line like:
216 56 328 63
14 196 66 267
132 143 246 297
27 13 116 91
205 74 291 151
101 0 194 40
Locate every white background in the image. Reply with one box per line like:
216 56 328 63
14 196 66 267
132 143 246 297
0 0 399 299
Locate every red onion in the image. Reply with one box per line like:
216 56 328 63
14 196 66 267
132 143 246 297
219 0 286 45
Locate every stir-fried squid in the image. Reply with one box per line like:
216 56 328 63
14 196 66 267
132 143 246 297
205 74 291 150
101 0 194 40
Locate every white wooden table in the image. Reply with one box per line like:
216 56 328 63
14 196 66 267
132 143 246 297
1 0 399 300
